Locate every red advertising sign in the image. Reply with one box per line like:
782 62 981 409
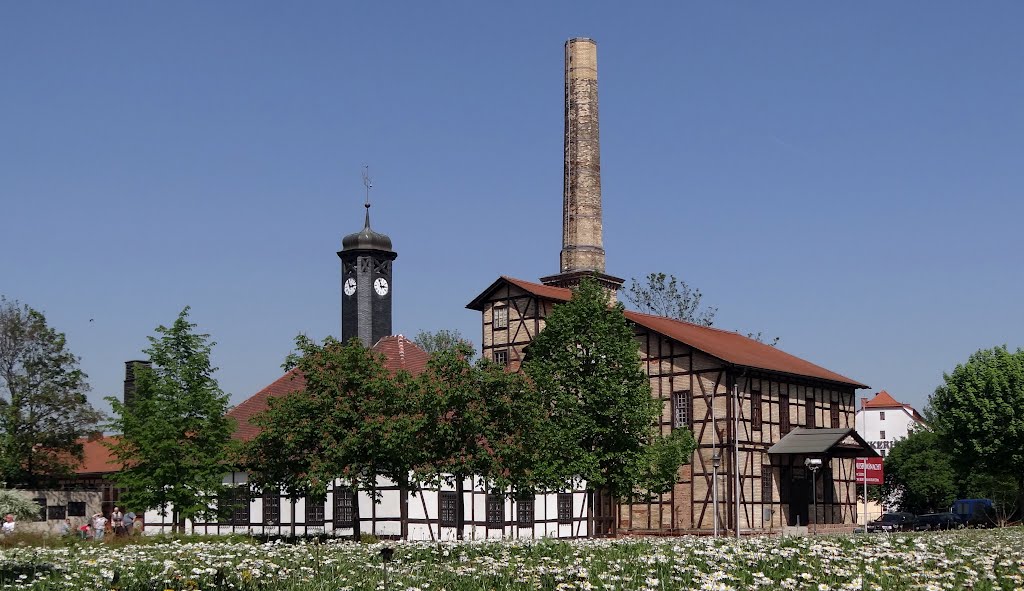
856 457 884 485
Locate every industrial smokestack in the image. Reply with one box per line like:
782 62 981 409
561 37 605 274
542 38 623 294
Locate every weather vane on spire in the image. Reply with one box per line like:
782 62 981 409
362 165 372 210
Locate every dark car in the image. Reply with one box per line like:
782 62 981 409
867 512 918 532
915 512 964 531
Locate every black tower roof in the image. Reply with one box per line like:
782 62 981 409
341 203 393 253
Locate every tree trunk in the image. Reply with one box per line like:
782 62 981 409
351 488 362 542
456 475 465 540
400 479 409 540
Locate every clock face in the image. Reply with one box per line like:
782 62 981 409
373 277 389 296
343 277 357 296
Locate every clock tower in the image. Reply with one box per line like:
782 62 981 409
338 200 396 347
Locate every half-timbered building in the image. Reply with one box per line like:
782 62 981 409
468 277 873 534
463 37 875 535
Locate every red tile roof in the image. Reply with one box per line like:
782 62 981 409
227 368 307 442
862 390 926 422
75 435 121 474
371 335 430 376
468 276 867 389
226 335 430 442
863 390 902 408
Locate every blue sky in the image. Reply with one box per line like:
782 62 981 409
3 3 1022 418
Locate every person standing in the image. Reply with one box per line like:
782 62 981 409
2 514 15 535
92 513 107 540
111 507 124 537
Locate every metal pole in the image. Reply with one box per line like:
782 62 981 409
712 391 718 537
861 399 868 531
734 383 741 539
811 467 818 535
712 458 720 536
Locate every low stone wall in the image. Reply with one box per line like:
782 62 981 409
8 490 103 535
810 523 857 535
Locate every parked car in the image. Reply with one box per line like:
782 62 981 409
915 512 964 531
867 512 917 532
952 499 995 528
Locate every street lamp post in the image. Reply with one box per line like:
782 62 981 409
805 458 822 534
712 453 721 537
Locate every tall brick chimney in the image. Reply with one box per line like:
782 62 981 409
541 38 623 294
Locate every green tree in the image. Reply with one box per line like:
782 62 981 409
0 488 43 521
882 428 957 514
414 344 552 537
625 273 716 326
413 329 474 359
0 296 102 487
244 336 423 539
625 273 778 345
523 278 696 500
106 307 234 532
928 345 1024 517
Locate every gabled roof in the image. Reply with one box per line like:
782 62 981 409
864 390 901 408
226 335 430 442
372 335 430 376
466 276 573 310
467 276 867 389
766 427 879 458
862 390 926 422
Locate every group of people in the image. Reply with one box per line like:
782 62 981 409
1 507 142 539
56 506 141 540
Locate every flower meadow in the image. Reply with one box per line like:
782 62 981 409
1 529 1023 591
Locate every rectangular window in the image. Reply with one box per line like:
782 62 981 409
517 496 534 527
67 502 86 517
306 498 325 526
557 493 573 524
493 349 509 366
673 390 691 429
219 487 249 526
762 466 773 503
334 487 355 528
805 397 816 428
47 505 66 520
830 400 841 428
32 498 46 522
439 491 458 527
233 491 250 526
486 494 504 528
493 305 508 329
880 430 886 440
780 395 791 434
263 489 281 525
751 390 762 430
879 411 885 421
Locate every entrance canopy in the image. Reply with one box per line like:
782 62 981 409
767 428 879 459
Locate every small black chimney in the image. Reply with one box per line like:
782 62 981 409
124 360 151 409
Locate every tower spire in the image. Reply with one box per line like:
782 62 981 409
362 165 373 229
